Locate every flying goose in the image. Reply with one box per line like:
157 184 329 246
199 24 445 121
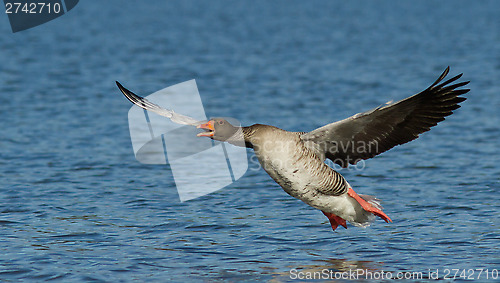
117 67 469 231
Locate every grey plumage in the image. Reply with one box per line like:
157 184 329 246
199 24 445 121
301 67 469 167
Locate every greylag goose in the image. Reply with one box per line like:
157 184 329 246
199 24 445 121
117 67 469 231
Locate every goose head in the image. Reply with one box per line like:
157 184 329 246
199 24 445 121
196 118 240 142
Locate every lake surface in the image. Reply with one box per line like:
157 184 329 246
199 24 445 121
0 1 499 281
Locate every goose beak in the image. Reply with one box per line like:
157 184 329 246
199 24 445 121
196 121 215 137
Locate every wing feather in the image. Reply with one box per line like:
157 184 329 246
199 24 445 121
116 81 203 126
301 67 469 167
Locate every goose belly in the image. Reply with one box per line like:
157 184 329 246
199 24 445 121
254 147 357 219
255 147 318 199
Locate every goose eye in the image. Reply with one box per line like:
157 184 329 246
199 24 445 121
218 120 224 125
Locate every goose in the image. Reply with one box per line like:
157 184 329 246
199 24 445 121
117 67 469 231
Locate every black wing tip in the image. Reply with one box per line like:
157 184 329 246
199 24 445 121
115 81 145 105
429 67 470 96
429 67 450 88
115 81 128 94
441 66 450 78
116 81 128 92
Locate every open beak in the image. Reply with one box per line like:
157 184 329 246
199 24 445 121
196 120 215 137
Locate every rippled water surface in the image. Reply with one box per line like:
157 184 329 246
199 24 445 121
1 1 499 281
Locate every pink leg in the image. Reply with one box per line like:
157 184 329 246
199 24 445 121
322 210 348 231
348 188 392 223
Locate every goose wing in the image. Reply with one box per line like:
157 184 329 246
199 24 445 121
116 81 202 126
301 67 470 168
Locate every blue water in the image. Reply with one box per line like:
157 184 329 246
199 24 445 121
1 1 499 281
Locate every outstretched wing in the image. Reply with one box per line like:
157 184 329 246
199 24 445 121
301 67 470 168
116 81 203 126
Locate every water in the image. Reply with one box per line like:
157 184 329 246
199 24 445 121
1 1 499 281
